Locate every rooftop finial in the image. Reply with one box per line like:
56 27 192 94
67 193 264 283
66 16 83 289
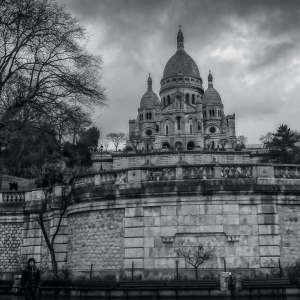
177 26 184 49
208 70 213 87
147 74 152 91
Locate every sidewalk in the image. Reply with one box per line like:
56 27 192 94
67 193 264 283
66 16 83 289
0 296 24 300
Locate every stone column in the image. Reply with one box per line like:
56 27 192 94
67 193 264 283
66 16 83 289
124 208 144 269
22 214 42 264
257 204 280 266
50 215 68 269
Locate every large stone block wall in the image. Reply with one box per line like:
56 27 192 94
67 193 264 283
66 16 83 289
0 222 23 272
277 205 300 264
124 204 281 271
68 209 124 271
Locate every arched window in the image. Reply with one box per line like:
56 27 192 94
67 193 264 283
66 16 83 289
176 116 181 130
175 141 182 149
203 111 206 118
165 119 170 136
212 110 215 116
185 94 190 103
188 118 193 134
146 112 148 119
187 141 195 150
149 112 152 119
209 110 211 116
192 94 195 104
163 97 166 107
162 142 170 148
167 95 171 105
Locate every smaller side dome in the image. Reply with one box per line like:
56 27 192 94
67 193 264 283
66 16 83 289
202 71 222 106
140 74 160 109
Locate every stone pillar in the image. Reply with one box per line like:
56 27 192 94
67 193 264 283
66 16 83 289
94 174 101 185
214 166 222 179
50 215 68 269
257 204 280 267
22 214 42 264
124 208 144 269
175 167 183 180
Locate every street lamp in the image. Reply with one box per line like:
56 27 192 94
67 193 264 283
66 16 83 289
0 143 7 191
99 144 103 172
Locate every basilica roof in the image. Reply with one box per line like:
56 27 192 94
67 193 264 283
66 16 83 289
162 27 200 79
202 71 222 106
163 49 200 79
140 75 160 109
202 86 222 106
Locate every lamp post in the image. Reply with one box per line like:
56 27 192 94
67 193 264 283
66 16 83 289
0 143 7 191
99 144 103 172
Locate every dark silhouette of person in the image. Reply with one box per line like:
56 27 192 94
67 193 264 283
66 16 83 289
21 258 40 300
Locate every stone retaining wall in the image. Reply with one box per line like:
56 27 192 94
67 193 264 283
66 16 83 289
68 209 125 272
123 204 280 273
278 205 300 264
0 222 23 272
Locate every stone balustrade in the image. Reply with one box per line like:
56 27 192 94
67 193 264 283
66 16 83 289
274 165 300 179
1 164 300 203
1 192 25 202
183 165 215 180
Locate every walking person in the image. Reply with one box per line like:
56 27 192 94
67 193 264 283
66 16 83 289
21 258 40 300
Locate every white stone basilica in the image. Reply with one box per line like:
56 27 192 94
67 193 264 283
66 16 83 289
127 27 236 151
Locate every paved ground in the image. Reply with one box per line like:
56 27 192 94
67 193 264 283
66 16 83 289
1 294 300 300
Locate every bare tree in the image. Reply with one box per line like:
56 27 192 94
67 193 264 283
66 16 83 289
106 132 126 151
176 239 215 279
229 139 237 149
37 165 78 280
237 135 248 146
259 132 273 148
128 132 142 152
0 0 106 134
218 138 229 149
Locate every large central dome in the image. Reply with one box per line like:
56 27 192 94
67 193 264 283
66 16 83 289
163 49 200 78
162 27 200 79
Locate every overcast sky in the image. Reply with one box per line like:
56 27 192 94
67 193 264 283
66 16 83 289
57 0 300 147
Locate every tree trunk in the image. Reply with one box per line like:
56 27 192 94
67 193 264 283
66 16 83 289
195 267 198 280
50 247 58 280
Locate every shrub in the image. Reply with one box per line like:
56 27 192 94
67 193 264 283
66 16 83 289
263 259 283 278
58 265 72 280
285 259 300 283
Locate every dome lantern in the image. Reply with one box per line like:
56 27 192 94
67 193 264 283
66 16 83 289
208 70 213 87
147 73 152 91
177 25 184 49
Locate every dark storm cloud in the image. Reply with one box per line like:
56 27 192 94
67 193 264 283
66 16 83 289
57 0 300 144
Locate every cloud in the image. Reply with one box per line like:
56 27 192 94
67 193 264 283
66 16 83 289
57 0 300 145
